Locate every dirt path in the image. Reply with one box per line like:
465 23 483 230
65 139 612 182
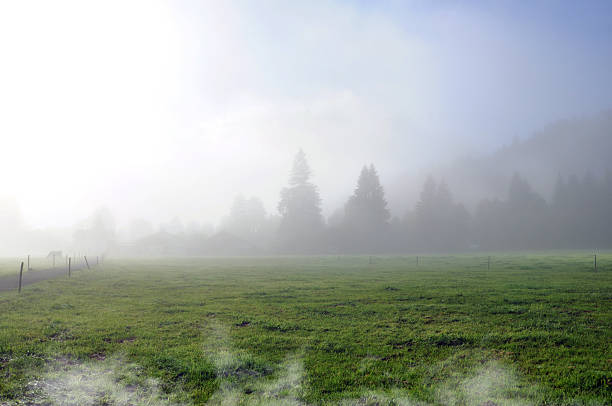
0 263 91 293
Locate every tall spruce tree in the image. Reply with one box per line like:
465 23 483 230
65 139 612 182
277 149 323 252
345 164 390 230
342 164 390 252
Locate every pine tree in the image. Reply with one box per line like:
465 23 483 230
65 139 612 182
345 164 390 230
277 149 323 252
340 164 390 252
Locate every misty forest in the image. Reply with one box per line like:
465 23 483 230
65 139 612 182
0 2 610 406
3 113 612 256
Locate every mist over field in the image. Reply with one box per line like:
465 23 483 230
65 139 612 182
1 3 612 405
1 0 611 256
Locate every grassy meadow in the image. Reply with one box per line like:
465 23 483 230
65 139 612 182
0 254 610 405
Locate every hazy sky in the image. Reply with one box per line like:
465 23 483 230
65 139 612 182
1 0 611 229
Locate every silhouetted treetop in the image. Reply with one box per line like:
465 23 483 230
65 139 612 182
277 149 323 252
345 164 390 228
288 148 312 186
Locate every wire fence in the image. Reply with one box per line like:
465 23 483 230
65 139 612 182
0 253 105 294
1 251 606 294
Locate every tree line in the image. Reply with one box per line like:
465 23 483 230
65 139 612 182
221 150 612 254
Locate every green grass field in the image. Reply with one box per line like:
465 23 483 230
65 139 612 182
0 254 610 405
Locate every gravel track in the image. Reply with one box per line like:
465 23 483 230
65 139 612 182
0 263 92 292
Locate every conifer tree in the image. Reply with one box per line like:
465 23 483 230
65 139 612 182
277 149 323 252
342 164 390 252
345 164 390 230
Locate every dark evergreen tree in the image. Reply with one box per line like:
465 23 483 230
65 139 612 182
277 149 323 252
342 164 390 252
345 165 390 229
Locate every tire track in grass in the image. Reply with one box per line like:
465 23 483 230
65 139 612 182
0 263 92 293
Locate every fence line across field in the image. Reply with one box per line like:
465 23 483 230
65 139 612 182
8 252 604 294
14 253 104 294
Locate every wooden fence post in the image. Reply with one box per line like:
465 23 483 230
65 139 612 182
84 256 90 270
18 262 23 293
68 257 71 278
27 255 30 271
488 256 491 270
